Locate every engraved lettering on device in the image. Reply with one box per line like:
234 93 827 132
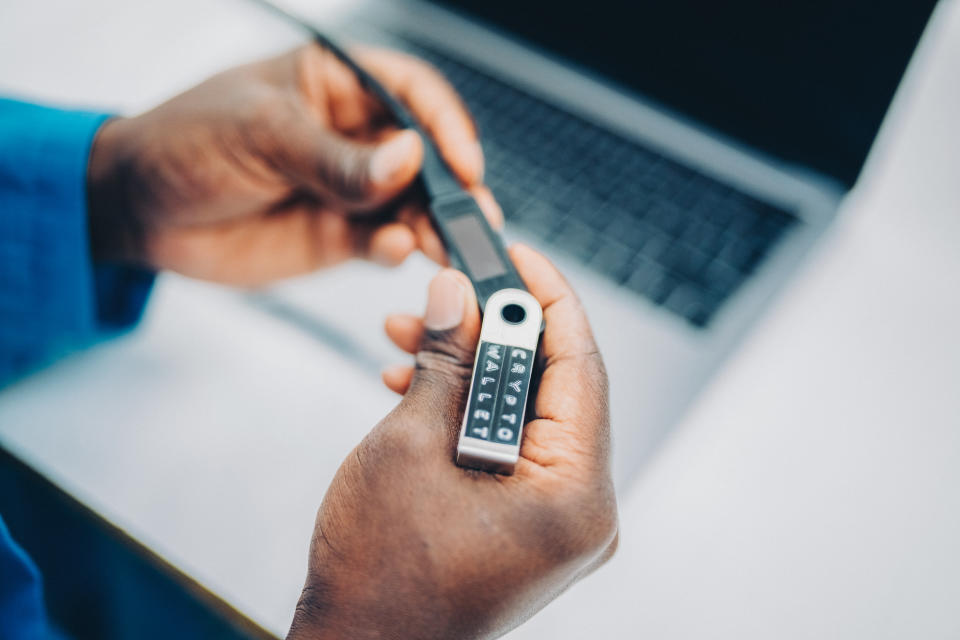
457 290 543 475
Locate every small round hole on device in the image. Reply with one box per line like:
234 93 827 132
501 303 526 324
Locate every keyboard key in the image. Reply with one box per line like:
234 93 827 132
589 241 635 283
662 243 712 280
636 231 672 263
603 215 651 250
513 200 558 234
551 219 602 261
586 202 622 231
703 259 741 296
625 261 676 304
662 284 706 321
679 219 726 256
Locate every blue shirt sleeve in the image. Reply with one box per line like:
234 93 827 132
0 516 49 640
0 97 155 637
0 98 154 385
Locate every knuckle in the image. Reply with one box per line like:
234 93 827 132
415 334 475 380
322 144 373 203
413 353 473 396
250 91 298 131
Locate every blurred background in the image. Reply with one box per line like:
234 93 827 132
1 0 959 638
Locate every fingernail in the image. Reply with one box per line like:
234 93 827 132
424 270 466 330
370 239 402 267
466 141 484 182
473 188 504 230
371 130 419 184
382 363 408 378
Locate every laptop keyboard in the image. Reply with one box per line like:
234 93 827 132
399 39 798 328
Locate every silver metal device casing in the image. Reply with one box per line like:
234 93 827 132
456 289 543 474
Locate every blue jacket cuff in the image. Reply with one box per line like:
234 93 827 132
0 98 155 381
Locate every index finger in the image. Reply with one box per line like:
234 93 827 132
509 245 611 463
356 48 485 186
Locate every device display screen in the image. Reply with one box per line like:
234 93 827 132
436 0 936 187
447 214 508 281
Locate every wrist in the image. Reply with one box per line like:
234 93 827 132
286 582 435 640
285 590 346 640
87 116 146 263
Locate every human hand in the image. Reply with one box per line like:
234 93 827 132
287 245 617 640
87 45 501 285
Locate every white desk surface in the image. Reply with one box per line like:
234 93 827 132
2 0 959 638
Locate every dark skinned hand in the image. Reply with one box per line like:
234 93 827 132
87 44 502 283
287 245 618 640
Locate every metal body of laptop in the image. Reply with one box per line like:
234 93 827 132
266 0 937 489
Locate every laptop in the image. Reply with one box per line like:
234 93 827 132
261 0 937 489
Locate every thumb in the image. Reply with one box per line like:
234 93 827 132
293 128 423 209
404 269 482 433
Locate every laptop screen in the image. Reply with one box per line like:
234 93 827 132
432 0 937 188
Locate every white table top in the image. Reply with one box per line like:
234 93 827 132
2 0 959 638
